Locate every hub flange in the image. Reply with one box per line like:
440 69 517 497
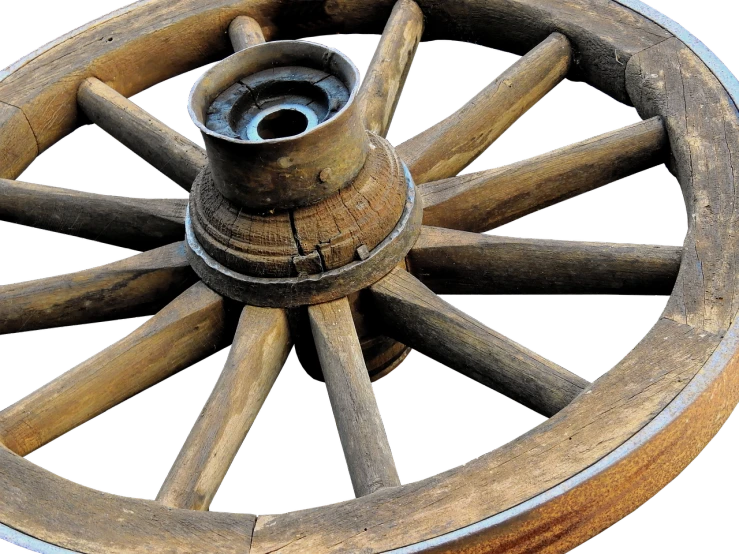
186 40 421 304
185 160 421 307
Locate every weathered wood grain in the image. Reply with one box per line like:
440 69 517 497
421 117 668 233
157 305 291 511
187 154 424 308
357 0 424 137
0 242 196 336
289 134 408 271
309 298 400 497
191 134 408 279
250 319 722 554
190 166 299 278
0 0 260 157
397 33 571 184
0 0 671 180
415 0 671 103
0 102 37 179
269 0 671 105
370 268 588 416
0 446 255 554
229 16 266 51
408 226 682 296
3 1 739 553
0 178 186 250
191 41 370 212
627 38 739 335
0 282 232 457
78 78 206 191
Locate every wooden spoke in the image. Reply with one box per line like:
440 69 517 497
0 178 186 251
357 0 424 137
421 117 669 233
309 298 400 497
247 322 722 554
370 269 589 417
0 282 231 457
78 78 207 191
409 226 682 296
397 33 572 184
157 305 291 511
229 16 266 51
0 242 196 336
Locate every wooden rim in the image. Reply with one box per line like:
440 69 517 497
0 1 737 553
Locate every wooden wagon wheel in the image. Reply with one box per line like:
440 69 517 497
0 0 737 552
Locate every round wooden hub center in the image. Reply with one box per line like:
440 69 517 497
185 141 420 308
185 39 422 379
188 134 413 285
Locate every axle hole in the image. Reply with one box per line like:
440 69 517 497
257 109 309 140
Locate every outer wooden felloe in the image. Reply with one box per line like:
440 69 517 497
251 319 723 554
309 298 401 497
158 305 291 511
627 38 739 336
0 103 37 180
0 440 256 554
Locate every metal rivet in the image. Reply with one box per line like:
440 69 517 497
320 168 334 183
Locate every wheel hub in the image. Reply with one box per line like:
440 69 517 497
185 40 421 379
206 65 349 142
4 1 735 552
